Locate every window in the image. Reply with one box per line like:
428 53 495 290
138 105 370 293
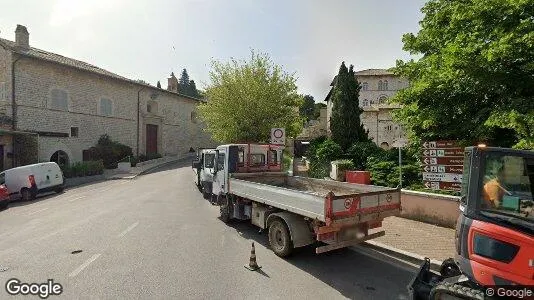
385 125 392 131
363 99 369 106
50 89 68 111
204 153 215 168
250 154 266 166
191 111 197 123
218 153 225 170
70 127 78 137
480 153 533 222
269 150 278 165
238 150 245 166
100 98 113 116
383 80 388 91
147 104 152 113
362 82 368 91
147 100 158 114
378 80 383 91
379 95 388 104
0 82 6 101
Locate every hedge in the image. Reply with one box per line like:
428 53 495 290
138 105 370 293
61 160 104 178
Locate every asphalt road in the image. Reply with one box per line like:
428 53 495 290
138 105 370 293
0 161 418 300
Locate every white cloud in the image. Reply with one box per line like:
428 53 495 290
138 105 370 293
49 0 125 27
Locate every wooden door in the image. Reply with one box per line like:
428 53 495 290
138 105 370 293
146 124 158 155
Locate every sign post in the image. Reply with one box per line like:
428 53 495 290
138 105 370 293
421 140 464 192
393 138 408 189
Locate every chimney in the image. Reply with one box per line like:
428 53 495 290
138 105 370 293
15 25 29 50
167 72 178 93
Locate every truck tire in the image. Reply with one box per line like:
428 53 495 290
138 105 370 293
21 188 35 201
219 195 233 223
430 282 484 300
268 219 294 257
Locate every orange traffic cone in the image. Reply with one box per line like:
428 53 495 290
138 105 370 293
244 242 262 271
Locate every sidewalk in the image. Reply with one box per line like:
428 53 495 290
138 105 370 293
369 216 456 262
105 153 195 180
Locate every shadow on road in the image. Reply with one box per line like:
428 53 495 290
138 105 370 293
141 159 194 176
225 220 413 300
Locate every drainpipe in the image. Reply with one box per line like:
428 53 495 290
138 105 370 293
11 54 23 168
136 86 146 157
11 54 23 130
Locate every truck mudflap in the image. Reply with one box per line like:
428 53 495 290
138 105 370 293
407 258 443 300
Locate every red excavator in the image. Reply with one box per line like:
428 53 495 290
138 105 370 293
409 145 534 299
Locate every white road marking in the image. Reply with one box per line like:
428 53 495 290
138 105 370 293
69 253 101 278
68 196 86 202
28 208 49 216
118 222 139 237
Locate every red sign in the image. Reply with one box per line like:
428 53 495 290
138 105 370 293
422 141 461 149
421 148 464 157
423 165 463 174
421 156 465 166
424 181 462 192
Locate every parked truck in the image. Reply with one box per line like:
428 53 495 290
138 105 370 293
192 143 402 257
192 148 217 199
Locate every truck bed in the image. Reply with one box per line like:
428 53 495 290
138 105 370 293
229 172 401 223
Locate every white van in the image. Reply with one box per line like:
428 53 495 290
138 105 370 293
192 148 216 199
0 162 65 201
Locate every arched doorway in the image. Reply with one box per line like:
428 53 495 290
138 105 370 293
380 142 390 150
50 150 69 167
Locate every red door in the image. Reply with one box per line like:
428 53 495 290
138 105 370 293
146 124 158 155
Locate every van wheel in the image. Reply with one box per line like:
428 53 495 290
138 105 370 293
268 219 293 257
21 188 34 201
0 202 8 210
55 186 65 194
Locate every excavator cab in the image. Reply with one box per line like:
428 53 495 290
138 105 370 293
409 146 534 300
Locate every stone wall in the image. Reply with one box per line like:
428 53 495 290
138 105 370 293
400 189 460 228
12 56 215 165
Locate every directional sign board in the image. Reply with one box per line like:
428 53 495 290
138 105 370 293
421 140 464 192
422 148 463 157
422 165 463 174
423 181 462 192
422 172 463 183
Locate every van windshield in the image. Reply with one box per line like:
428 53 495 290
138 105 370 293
204 154 215 168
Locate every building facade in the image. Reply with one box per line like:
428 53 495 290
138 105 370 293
0 25 215 170
325 68 408 149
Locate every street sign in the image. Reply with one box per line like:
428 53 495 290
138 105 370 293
424 181 462 192
270 128 285 145
423 165 463 174
422 141 460 149
422 148 464 157
392 138 408 148
421 156 464 166
422 172 462 183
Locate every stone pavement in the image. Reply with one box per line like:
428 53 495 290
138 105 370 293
370 216 456 262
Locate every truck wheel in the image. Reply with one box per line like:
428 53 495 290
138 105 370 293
21 188 34 201
219 195 233 223
268 219 293 257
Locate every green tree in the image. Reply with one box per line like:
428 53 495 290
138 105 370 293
156 81 161 88
313 102 327 120
392 0 534 149
299 95 315 123
329 62 368 151
189 80 200 98
197 50 304 143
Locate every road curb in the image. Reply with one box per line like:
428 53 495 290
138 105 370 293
361 240 444 272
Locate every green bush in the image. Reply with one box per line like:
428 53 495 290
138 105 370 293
307 138 343 179
60 160 104 178
333 159 355 172
346 141 384 170
93 134 133 169
366 156 421 188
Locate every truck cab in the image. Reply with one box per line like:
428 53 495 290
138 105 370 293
192 148 217 199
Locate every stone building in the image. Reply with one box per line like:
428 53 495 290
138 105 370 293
325 68 408 149
0 25 215 171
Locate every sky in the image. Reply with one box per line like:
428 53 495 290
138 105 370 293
0 0 427 102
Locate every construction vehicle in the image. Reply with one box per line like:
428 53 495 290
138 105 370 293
409 146 534 299
192 148 217 199
192 143 402 257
